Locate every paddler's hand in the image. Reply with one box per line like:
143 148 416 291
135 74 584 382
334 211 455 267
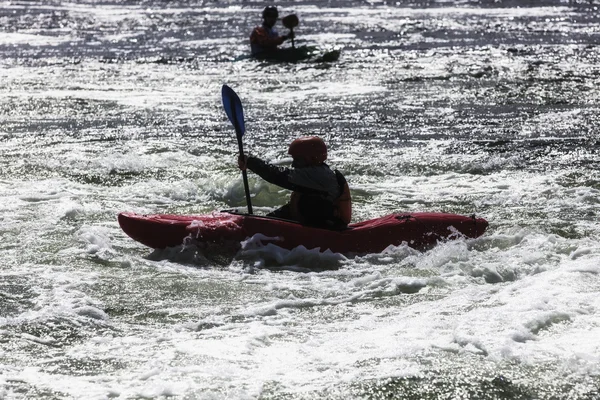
238 154 248 170
284 32 295 41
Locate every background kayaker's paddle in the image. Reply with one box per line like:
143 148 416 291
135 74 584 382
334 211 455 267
282 14 299 49
221 84 253 215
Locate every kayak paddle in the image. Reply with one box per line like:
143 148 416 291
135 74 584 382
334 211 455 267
282 14 299 49
221 84 253 215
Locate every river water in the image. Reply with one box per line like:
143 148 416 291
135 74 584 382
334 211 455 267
1 0 599 399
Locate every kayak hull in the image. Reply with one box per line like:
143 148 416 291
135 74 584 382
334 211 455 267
253 46 340 63
118 211 488 254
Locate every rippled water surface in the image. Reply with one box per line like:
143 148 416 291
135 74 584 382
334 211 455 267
1 0 600 399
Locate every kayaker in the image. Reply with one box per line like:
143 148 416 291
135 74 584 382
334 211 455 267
237 136 352 229
250 6 295 57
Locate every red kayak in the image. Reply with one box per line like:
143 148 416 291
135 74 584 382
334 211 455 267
118 211 488 254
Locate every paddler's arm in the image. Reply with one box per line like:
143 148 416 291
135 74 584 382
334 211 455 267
239 155 326 195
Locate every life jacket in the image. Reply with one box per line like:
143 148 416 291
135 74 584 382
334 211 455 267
333 170 352 225
289 169 352 227
250 25 284 56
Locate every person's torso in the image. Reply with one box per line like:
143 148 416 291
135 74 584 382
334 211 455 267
288 165 350 228
250 25 279 55
288 164 342 201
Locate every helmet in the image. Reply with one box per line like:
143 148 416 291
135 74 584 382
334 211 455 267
288 136 327 165
262 6 278 19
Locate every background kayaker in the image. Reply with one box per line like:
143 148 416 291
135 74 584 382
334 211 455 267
237 136 352 229
250 6 295 57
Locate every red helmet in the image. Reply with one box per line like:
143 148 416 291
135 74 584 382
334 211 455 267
288 136 327 164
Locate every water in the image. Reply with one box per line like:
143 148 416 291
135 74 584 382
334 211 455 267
1 0 599 398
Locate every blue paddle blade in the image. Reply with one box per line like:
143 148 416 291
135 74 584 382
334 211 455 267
221 85 245 138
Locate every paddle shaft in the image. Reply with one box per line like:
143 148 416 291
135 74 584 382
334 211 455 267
290 28 295 48
230 97 253 215
237 140 253 215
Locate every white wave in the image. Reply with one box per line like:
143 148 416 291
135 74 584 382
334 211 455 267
0 33 72 46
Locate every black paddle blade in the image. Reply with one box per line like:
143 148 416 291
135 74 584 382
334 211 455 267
282 14 299 29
